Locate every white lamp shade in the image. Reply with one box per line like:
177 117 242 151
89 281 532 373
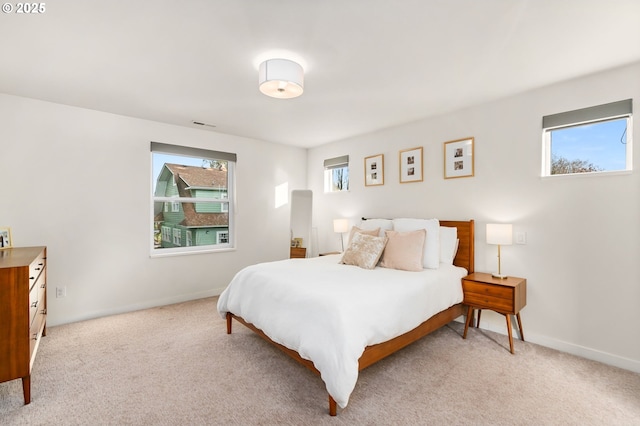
486 223 513 245
333 218 349 234
259 58 304 99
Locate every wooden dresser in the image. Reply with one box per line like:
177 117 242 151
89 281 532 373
0 246 47 404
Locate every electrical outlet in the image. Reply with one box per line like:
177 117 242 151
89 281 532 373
56 286 67 298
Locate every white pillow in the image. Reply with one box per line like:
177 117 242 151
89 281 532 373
440 226 458 265
358 218 393 238
392 218 440 269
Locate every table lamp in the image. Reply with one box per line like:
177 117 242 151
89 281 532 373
486 223 513 279
333 219 349 251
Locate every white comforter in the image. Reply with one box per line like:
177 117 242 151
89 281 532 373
216 254 466 408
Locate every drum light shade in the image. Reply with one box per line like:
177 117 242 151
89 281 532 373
259 58 304 99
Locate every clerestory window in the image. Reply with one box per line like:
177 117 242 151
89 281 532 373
324 155 350 192
542 99 632 176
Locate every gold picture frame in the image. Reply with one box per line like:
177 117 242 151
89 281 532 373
0 227 12 249
444 137 474 179
364 154 384 186
399 147 423 183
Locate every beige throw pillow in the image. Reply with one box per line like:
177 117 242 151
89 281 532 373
347 226 380 247
340 233 387 269
379 229 426 272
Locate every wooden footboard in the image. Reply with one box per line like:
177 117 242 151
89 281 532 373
226 302 467 416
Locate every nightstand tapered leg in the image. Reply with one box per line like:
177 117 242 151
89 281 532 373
516 313 524 341
463 306 473 339
505 314 514 354
476 310 482 328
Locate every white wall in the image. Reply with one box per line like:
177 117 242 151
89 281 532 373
0 93 307 326
307 62 640 373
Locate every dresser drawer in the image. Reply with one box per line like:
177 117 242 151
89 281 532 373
29 307 46 358
29 273 46 326
28 251 46 291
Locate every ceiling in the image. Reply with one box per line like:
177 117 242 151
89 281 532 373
2 0 640 148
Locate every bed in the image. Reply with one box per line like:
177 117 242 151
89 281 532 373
217 219 474 415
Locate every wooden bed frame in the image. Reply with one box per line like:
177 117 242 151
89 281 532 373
225 219 474 416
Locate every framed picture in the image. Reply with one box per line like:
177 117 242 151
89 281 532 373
364 154 384 186
444 137 474 179
0 227 12 249
399 147 423 183
291 237 303 248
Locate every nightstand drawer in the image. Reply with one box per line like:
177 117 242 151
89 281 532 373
463 281 513 300
464 292 514 313
290 247 307 258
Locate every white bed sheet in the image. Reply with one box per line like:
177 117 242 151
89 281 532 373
217 254 466 408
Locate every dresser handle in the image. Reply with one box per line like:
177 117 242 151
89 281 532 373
40 283 45 289
38 262 44 266
41 309 47 315
32 333 39 341
31 301 38 308
35 268 41 271
30 276 35 280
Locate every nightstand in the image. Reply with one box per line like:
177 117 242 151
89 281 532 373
290 247 307 258
462 272 526 354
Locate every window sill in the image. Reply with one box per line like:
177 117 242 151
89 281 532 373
150 247 236 258
540 170 632 181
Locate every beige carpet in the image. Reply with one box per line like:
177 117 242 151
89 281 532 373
1 297 639 425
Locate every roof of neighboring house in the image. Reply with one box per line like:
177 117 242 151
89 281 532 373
164 163 227 189
163 164 229 227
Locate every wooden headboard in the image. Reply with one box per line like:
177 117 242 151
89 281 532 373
361 218 475 273
440 220 474 273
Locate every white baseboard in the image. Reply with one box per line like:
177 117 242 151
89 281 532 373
456 317 640 374
47 286 227 327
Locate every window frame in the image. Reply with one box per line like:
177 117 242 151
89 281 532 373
150 142 236 257
542 99 633 177
323 155 350 193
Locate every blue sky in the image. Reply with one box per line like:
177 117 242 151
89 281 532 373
551 118 627 171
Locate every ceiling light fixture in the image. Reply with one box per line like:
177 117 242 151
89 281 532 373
258 58 304 99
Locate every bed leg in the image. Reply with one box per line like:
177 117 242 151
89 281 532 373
329 395 337 416
226 312 232 334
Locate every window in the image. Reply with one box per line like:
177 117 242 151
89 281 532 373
324 155 349 192
151 142 236 256
542 99 632 176
217 231 229 244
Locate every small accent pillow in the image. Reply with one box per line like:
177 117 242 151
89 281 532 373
340 233 387 269
379 229 426 272
347 226 380 247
